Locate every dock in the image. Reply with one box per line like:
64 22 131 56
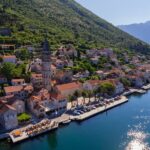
71 96 128 121
123 89 146 96
53 114 70 124
9 119 58 143
142 84 150 90
131 89 146 94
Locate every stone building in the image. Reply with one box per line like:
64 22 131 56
0 101 18 130
42 39 51 91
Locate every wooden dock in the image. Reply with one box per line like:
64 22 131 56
71 96 128 121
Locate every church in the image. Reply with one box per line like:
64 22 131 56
27 40 67 118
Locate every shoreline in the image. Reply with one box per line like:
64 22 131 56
8 96 128 143
1 84 150 143
70 96 128 121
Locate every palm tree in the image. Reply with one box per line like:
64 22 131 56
81 90 88 104
74 90 81 106
97 85 103 99
93 89 98 102
68 95 75 108
87 90 93 104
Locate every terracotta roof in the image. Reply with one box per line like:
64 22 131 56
4 86 22 93
31 73 42 79
126 75 142 79
0 95 14 101
24 85 33 91
56 82 82 91
51 93 66 100
4 85 33 93
99 79 120 85
3 55 16 59
88 80 101 86
0 44 15 47
0 100 16 114
31 89 50 102
51 64 56 69
31 96 41 101
12 79 25 83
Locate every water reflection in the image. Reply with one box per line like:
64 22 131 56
125 112 150 150
47 131 58 150
125 130 150 150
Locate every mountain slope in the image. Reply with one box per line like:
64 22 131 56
0 0 150 53
118 21 150 44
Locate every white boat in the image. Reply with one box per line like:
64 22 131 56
62 120 71 125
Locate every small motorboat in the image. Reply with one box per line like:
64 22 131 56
62 120 71 125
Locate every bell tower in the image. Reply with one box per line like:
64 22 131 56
42 39 51 91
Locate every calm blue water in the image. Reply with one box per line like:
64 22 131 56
1 91 150 150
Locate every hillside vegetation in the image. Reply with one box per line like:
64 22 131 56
0 0 150 53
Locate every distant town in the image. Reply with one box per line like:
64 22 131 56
0 39 150 143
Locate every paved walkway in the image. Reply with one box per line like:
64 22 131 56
70 96 128 121
53 114 70 123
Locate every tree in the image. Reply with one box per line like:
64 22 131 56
87 90 93 103
15 48 31 61
120 77 131 88
90 75 99 80
93 89 98 101
81 90 88 104
77 49 81 60
1 62 15 81
17 113 31 123
74 90 81 106
98 82 115 96
68 95 75 108
11 68 22 78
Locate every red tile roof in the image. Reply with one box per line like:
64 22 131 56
4 86 22 93
56 82 82 91
3 55 16 59
4 85 33 93
51 93 66 100
0 100 16 114
31 73 42 79
12 79 25 83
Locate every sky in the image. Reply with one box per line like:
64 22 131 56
75 0 150 25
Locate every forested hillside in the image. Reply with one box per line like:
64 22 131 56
0 0 150 53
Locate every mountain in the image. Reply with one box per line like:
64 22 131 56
0 0 150 53
118 21 150 44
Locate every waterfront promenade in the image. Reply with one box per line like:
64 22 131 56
5 85 150 144
9 119 58 143
8 96 128 143
71 96 128 121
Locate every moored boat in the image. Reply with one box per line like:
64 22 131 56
62 120 71 125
